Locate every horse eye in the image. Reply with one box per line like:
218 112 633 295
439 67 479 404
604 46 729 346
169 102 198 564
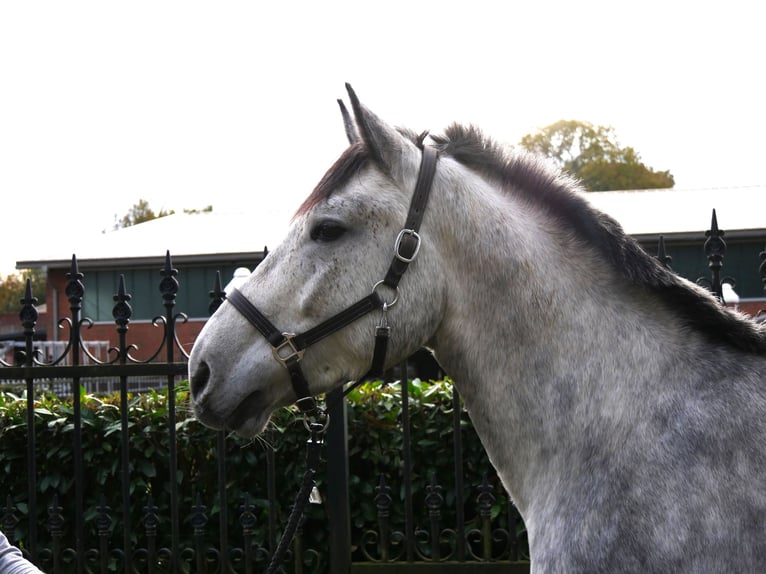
310 221 347 242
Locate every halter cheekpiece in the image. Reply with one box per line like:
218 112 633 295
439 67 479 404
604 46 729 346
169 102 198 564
226 144 440 416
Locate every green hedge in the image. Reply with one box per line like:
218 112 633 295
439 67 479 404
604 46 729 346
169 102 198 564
0 380 526 564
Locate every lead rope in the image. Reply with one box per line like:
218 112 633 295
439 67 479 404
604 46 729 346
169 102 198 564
265 312 390 572
264 420 326 574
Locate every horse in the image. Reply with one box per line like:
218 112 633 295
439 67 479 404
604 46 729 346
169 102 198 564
189 84 766 572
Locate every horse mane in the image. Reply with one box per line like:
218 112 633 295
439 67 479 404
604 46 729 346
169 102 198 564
298 122 766 353
430 123 766 354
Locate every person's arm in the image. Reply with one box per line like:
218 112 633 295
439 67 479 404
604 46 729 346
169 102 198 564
0 531 44 574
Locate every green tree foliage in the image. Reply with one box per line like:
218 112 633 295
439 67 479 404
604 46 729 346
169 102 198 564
519 120 675 191
115 199 175 229
114 200 213 230
0 269 46 313
182 205 213 215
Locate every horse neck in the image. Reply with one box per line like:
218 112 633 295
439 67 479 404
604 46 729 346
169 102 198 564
426 175 690 510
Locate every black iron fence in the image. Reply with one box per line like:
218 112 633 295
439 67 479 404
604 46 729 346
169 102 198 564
0 253 528 573
1 211 764 573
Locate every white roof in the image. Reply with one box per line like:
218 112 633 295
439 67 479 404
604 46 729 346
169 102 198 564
582 185 765 237
16 209 291 268
16 185 766 269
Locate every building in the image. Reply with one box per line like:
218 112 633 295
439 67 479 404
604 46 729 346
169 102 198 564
584 186 765 316
12 209 286 361
10 186 766 358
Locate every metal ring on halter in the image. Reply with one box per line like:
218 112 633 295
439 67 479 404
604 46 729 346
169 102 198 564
303 409 330 433
371 280 399 308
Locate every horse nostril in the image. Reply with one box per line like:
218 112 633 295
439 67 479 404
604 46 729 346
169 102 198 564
190 361 211 398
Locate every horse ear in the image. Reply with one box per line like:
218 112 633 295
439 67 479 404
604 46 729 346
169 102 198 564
344 83 419 182
337 99 360 144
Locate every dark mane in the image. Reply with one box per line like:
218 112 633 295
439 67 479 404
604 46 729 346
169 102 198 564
431 123 766 354
295 142 369 218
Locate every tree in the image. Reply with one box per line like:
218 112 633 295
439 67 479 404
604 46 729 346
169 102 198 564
112 200 213 230
519 120 674 191
0 269 46 314
182 205 213 215
114 199 174 229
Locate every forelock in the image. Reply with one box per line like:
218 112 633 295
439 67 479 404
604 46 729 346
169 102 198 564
294 142 370 218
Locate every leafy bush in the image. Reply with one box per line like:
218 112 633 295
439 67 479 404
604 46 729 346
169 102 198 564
0 380 525 567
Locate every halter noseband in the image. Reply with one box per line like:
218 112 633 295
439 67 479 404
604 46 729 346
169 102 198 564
226 145 439 414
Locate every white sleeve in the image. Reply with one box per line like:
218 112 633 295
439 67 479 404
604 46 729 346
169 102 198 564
0 531 45 574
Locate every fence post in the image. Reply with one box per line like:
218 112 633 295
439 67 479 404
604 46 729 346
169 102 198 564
326 387 351 572
702 209 727 300
20 280 39 561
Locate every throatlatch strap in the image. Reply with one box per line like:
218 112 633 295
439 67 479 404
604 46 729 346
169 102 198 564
369 326 390 377
383 145 439 288
285 358 316 413
326 325 390 411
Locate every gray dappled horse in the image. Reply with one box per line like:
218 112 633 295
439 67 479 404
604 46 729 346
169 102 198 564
190 85 766 572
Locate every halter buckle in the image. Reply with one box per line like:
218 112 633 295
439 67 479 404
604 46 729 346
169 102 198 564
394 229 421 263
272 333 304 367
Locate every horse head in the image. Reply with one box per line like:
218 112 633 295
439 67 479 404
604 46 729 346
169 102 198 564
189 85 447 437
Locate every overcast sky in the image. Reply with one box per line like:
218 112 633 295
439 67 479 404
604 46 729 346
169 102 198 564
2 0 765 276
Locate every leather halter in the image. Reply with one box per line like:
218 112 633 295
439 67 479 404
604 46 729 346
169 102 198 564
226 145 439 414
